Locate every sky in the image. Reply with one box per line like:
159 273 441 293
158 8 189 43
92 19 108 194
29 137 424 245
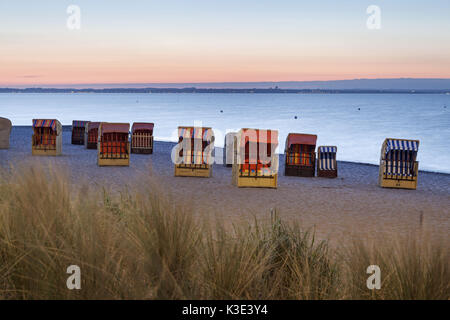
1 0 450 86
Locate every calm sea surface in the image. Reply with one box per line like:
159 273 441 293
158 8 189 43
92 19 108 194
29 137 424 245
1 93 449 173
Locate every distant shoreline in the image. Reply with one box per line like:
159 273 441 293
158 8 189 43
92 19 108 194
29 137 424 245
2 88 450 94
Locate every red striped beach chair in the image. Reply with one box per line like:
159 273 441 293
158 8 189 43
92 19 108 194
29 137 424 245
97 123 130 166
32 119 62 156
284 133 317 177
379 138 419 189
131 122 154 154
232 128 278 188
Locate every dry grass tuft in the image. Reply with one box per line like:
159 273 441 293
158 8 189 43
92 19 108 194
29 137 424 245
0 164 448 300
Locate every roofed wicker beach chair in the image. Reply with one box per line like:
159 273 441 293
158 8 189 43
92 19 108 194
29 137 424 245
232 128 278 188
72 120 89 145
317 146 338 178
97 122 130 166
131 122 154 154
32 119 62 156
379 138 419 190
174 126 214 177
284 133 317 177
0 117 12 149
85 122 100 149
223 131 237 167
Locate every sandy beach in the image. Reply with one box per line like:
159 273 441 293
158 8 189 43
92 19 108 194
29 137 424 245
1 126 449 243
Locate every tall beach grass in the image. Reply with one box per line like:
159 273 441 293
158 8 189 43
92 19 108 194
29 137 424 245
0 164 448 300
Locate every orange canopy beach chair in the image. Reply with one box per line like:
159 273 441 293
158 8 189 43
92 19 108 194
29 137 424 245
97 123 130 166
284 133 317 177
85 122 100 149
131 122 154 154
174 126 214 177
72 120 88 145
232 128 279 188
379 138 419 190
317 146 338 178
32 119 62 156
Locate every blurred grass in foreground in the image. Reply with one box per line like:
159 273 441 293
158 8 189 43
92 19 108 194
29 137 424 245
0 164 448 300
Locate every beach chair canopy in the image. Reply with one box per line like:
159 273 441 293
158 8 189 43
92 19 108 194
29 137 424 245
225 132 237 140
178 127 213 141
32 119 60 133
101 123 130 134
286 133 317 148
318 146 337 171
72 120 89 128
240 128 278 145
385 139 419 154
319 146 337 153
87 122 100 130
132 122 154 133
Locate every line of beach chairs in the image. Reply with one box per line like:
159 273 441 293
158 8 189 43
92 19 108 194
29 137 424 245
0 117 420 190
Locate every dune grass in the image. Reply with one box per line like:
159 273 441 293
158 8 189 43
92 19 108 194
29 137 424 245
0 164 448 300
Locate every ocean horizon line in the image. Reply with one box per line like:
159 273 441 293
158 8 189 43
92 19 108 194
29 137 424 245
2 88 450 94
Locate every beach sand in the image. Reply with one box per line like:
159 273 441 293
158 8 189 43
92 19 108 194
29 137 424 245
1 126 449 244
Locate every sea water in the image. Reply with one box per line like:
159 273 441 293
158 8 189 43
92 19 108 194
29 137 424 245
1 93 449 173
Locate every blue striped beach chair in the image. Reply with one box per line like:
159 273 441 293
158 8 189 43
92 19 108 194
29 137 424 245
379 138 419 189
232 128 279 188
317 146 338 178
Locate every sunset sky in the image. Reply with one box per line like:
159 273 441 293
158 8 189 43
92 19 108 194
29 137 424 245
1 0 450 86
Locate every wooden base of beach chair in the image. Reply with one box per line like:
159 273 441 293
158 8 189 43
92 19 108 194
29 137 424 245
174 165 212 178
32 148 61 156
378 161 418 190
317 169 337 178
379 177 417 190
97 158 130 167
285 166 315 177
86 142 97 149
131 147 153 154
234 175 278 188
